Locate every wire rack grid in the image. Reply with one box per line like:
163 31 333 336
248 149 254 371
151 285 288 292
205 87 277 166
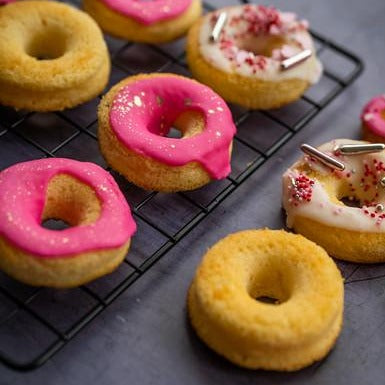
0 0 363 371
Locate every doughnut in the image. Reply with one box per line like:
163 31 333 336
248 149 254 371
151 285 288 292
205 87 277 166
0 158 136 288
98 73 236 192
187 4 322 109
361 95 385 143
188 229 343 371
0 1 110 111
83 0 202 43
282 138 385 263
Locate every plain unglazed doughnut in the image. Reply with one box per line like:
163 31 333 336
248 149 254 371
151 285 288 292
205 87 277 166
83 0 202 43
188 229 343 371
361 95 385 143
282 138 385 263
0 1 110 111
187 4 322 109
98 73 236 192
0 158 136 288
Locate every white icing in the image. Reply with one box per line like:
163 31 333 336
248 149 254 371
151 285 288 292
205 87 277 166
199 5 323 84
283 139 385 233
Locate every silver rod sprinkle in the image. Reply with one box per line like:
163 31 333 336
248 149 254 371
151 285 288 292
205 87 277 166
334 143 385 155
301 143 345 171
281 49 312 71
210 12 227 42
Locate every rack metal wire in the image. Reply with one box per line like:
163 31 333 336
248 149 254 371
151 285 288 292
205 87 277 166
0 0 363 371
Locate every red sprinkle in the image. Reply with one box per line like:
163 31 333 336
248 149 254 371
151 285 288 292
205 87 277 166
289 174 314 205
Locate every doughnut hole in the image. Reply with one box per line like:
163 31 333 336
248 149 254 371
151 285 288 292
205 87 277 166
169 110 204 139
42 218 71 230
332 179 365 208
246 254 293 306
41 174 101 229
339 196 361 208
169 110 233 154
298 165 378 208
167 127 183 139
25 24 68 60
235 35 287 57
333 177 378 208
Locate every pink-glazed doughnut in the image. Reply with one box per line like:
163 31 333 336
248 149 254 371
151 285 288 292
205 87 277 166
362 95 385 143
100 0 192 25
83 0 202 43
0 158 136 288
98 73 236 192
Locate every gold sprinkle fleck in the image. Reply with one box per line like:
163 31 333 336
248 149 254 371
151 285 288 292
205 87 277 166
134 96 142 107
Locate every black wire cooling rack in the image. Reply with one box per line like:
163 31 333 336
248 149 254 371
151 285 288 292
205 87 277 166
0 0 363 371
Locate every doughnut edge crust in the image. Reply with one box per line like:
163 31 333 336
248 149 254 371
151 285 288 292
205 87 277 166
0 236 130 289
0 1 110 111
188 229 344 371
287 216 385 263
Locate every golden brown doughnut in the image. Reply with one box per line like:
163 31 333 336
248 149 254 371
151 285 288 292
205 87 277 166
188 229 343 370
0 1 110 111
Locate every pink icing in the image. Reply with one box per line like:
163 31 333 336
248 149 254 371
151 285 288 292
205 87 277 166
0 158 136 258
361 95 385 138
100 0 192 25
109 75 236 179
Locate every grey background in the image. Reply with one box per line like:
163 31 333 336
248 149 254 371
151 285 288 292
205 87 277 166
1 0 385 384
